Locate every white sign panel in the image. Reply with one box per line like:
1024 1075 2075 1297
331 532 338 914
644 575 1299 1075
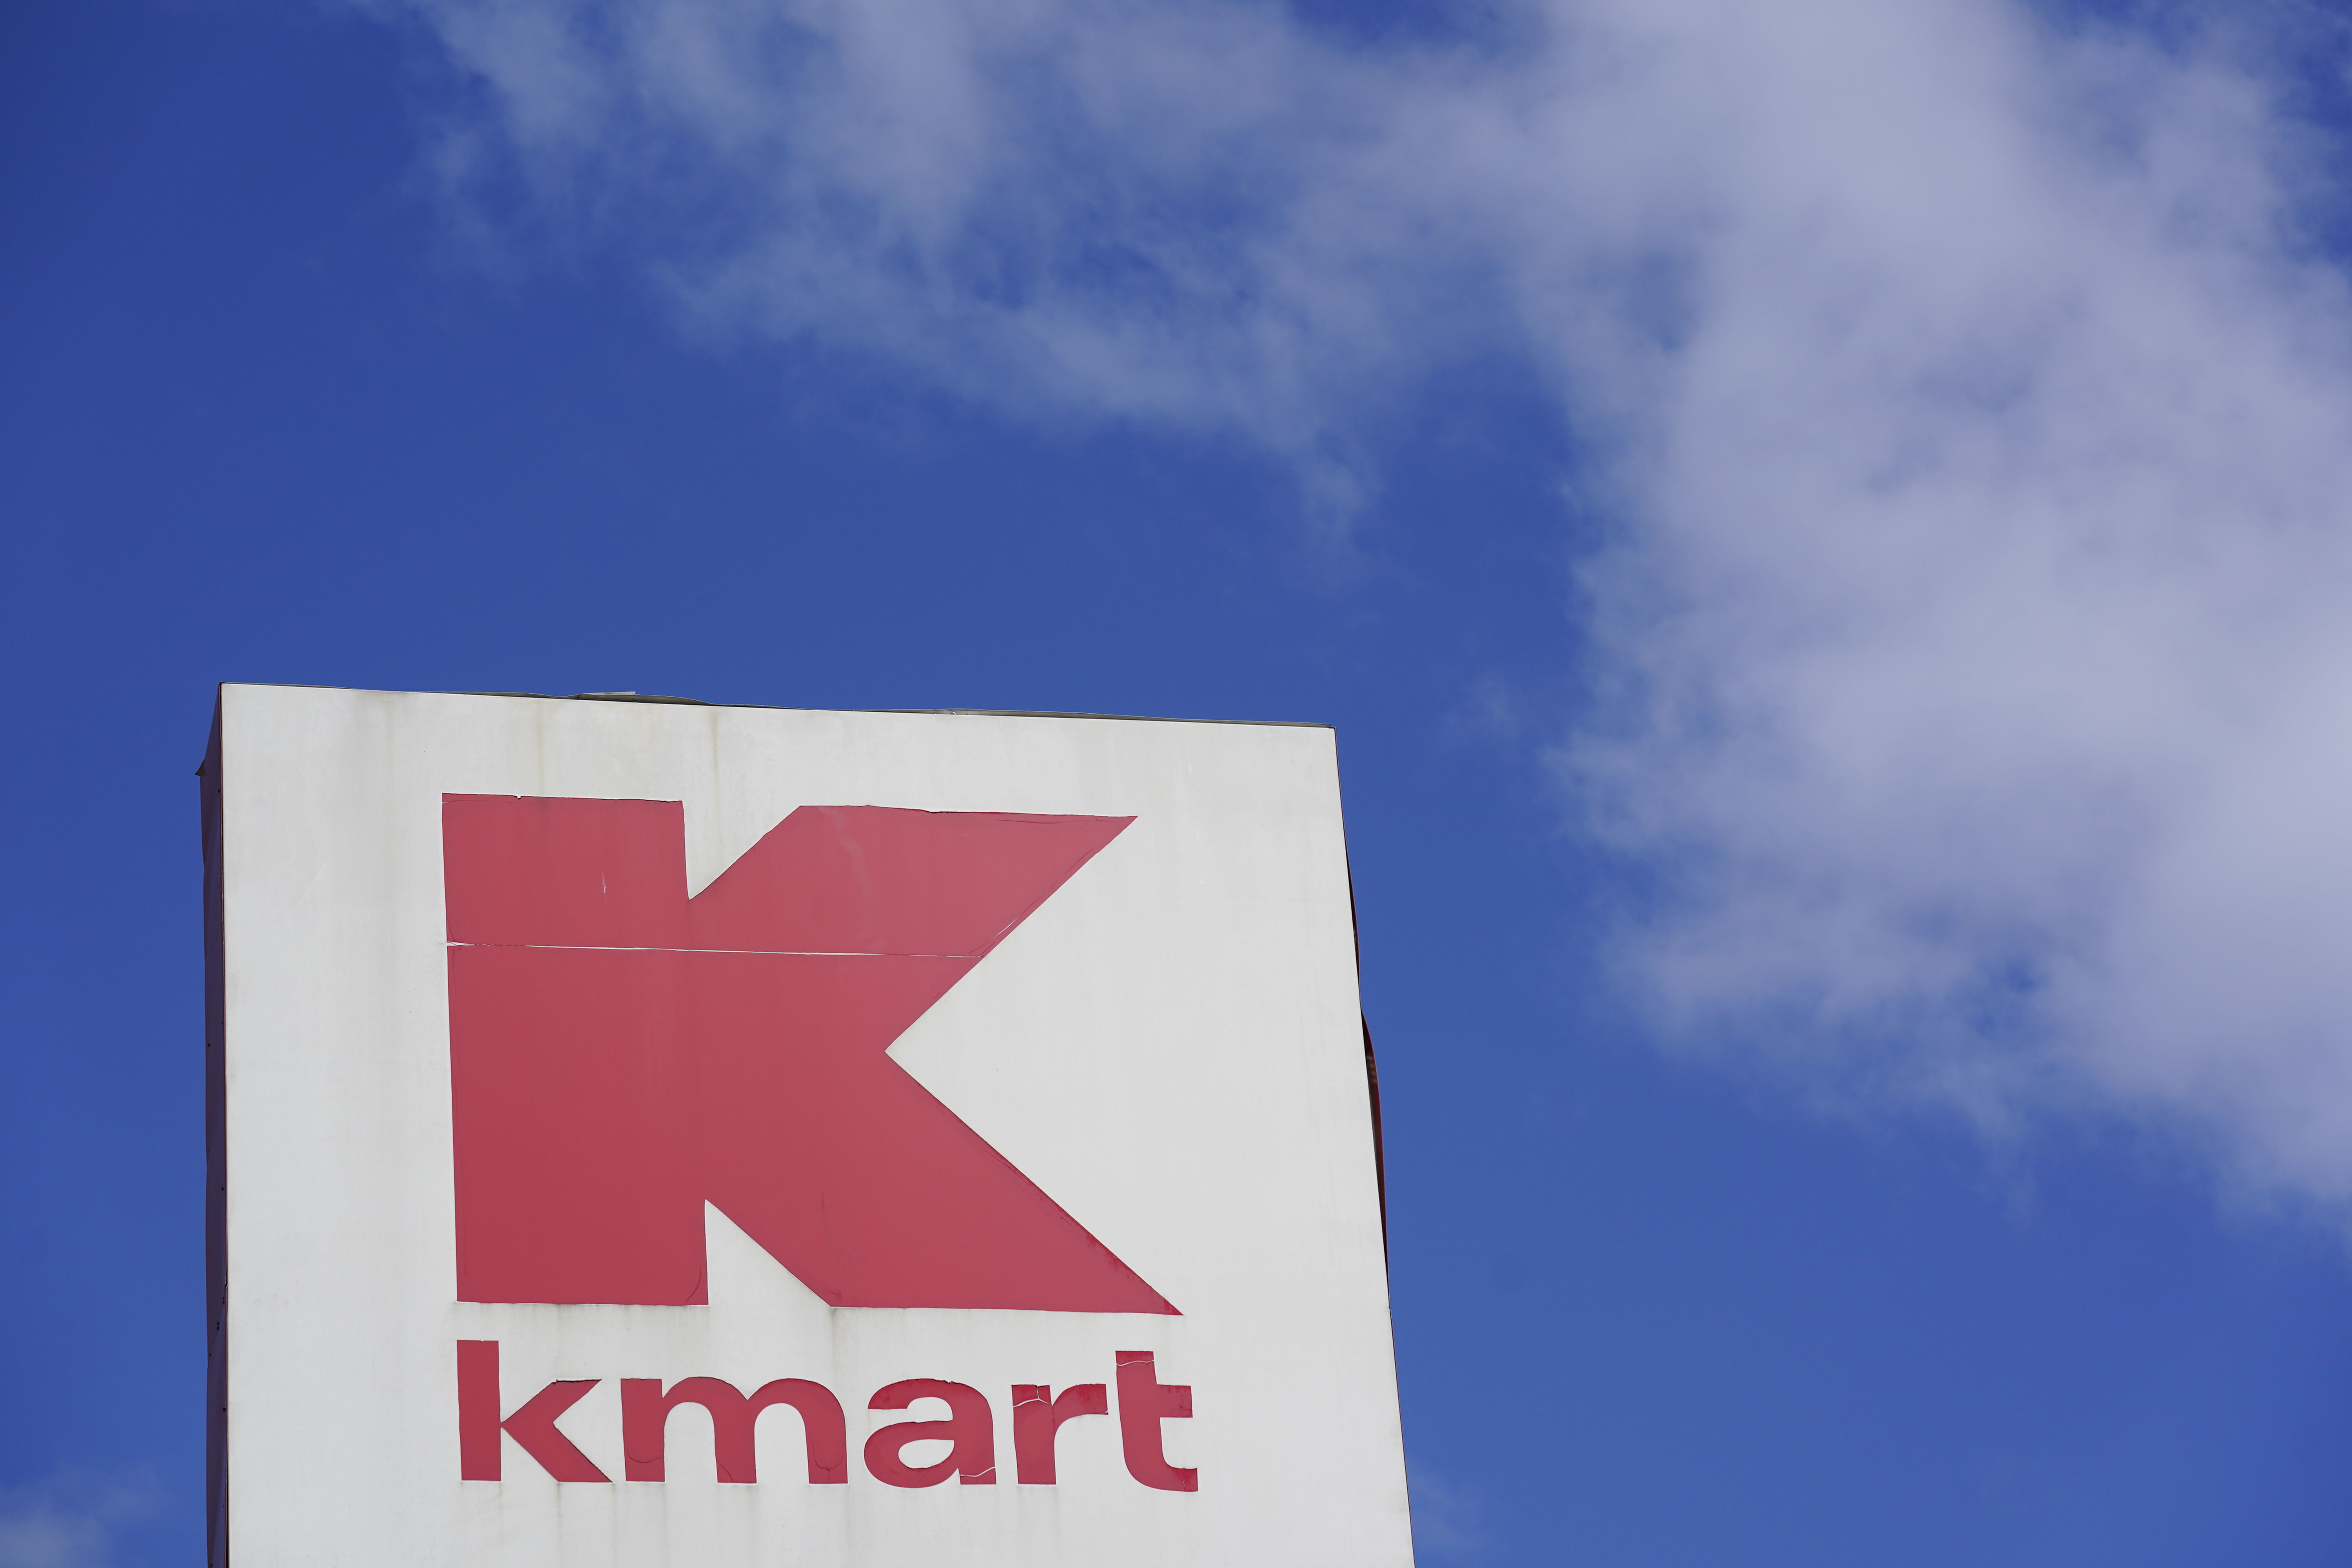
202 684 1410 1567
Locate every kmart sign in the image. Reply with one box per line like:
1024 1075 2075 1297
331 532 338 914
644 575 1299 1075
202 685 1408 1567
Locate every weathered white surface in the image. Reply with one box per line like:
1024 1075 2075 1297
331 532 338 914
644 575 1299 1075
216 684 1409 1567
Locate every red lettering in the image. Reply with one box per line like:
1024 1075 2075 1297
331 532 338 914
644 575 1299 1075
459 1351 1195 1492
456 1340 609 1482
865 1380 997 1487
1114 1352 1196 1492
1011 1383 1108 1484
620 1377 847 1483
458 1340 501 1480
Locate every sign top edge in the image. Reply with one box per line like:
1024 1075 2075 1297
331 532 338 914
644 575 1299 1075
210 682 1334 730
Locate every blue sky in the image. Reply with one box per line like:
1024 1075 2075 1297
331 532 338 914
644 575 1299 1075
10 0 2352 1562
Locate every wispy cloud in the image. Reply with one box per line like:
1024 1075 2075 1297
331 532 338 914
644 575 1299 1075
375 0 2352 1212
0 1475 156 1568
1408 1462 1489 1559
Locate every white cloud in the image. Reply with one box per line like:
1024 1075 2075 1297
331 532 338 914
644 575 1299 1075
378 0 2352 1209
0 1476 154 1568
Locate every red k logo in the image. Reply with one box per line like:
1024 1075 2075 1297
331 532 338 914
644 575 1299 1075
443 795 1174 1314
